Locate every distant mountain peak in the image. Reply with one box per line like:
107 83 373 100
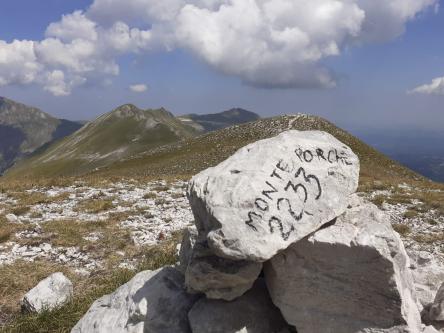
108 104 174 121
179 107 260 132
0 96 82 174
8 103 196 177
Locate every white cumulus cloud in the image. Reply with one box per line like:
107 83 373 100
129 83 148 92
0 0 438 95
409 77 444 95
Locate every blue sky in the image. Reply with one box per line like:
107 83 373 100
0 0 443 132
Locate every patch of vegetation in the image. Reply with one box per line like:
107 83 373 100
413 233 444 244
403 210 418 219
370 195 385 208
416 191 444 216
393 224 411 236
171 192 184 199
41 220 107 248
10 206 30 217
154 198 167 206
0 261 77 326
13 192 49 207
427 219 439 226
143 192 157 200
0 216 16 243
151 185 169 192
1 235 181 333
75 199 114 214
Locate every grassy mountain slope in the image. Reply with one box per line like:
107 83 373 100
74 114 423 187
0 97 82 174
178 108 260 132
7 104 197 177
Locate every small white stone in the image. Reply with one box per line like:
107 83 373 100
6 213 19 223
22 272 73 313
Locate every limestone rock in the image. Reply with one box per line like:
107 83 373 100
185 240 262 301
72 267 199 333
408 250 444 309
188 130 359 261
423 325 440 333
430 283 444 322
6 213 19 223
264 195 421 333
178 226 198 273
188 279 291 333
22 272 73 313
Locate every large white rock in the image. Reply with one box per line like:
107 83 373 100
264 196 422 333
22 272 73 313
185 240 262 301
188 279 292 333
408 250 444 309
430 283 444 322
423 326 440 333
188 130 359 261
72 267 199 333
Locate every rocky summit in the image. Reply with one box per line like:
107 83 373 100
188 130 360 261
67 129 444 333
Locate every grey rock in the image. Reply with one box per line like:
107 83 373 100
72 267 199 333
264 195 421 333
22 272 73 313
423 326 440 333
430 283 444 322
408 250 444 310
188 130 359 262
188 279 291 333
178 226 198 273
185 240 262 301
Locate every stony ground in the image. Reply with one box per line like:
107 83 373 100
1 179 442 273
361 182 444 257
0 178 443 329
0 180 193 275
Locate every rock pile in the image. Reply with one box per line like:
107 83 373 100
72 130 442 333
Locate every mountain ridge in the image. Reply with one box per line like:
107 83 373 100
178 108 260 132
7 113 424 188
7 104 198 177
0 97 82 174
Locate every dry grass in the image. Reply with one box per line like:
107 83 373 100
171 192 185 199
0 261 77 324
370 195 385 208
41 220 108 248
393 224 411 236
416 191 444 216
413 233 444 244
9 207 29 217
0 217 22 244
403 210 419 219
151 185 169 192
142 192 157 200
75 199 114 214
1 234 181 333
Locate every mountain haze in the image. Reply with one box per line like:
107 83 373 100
0 97 82 174
8 104 197 177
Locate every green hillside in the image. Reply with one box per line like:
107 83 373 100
91 114 423 187
0 97 82 174
7 104 197 177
